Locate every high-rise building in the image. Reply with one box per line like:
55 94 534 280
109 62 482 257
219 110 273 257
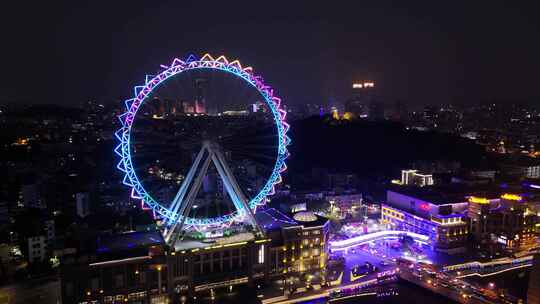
76 192 90 218
27 235 46 263
345 81 385 120
21 183 44 209
44 219 55 246
151 97 165 118
368 99 385 121
389 100 408 122
194 78 207 114
345 82 375 118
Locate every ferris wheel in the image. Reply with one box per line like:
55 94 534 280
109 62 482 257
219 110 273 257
114 53 290 244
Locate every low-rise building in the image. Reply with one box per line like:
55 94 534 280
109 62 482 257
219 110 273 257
60 209 330 303
400 169 434 187
499 155 540 179
381 188 469 254
257 209 330 276
468 193 537 251
61 231 169 304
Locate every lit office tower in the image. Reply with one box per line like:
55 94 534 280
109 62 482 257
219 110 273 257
151 97 165 117
528 254 540 304
194 78 207 114
345 81 383 119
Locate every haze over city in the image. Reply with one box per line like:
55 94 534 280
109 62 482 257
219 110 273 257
1 1 540 107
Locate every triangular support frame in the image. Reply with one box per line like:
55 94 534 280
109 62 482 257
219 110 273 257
163 141 264 245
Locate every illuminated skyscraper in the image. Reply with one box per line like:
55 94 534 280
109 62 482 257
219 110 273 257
194 78 207 114
345 81 382 119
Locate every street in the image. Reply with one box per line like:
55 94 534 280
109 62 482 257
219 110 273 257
0 276 60 304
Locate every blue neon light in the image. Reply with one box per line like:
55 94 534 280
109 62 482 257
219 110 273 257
114 53 290 227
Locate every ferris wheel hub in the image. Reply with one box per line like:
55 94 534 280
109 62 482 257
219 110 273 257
114 53 290 244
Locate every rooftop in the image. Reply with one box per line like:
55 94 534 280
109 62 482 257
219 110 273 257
96 231 164 254
255 208 330 231
255 208 298 231
388 184 502 205
173 232 255 251
500 155 540 167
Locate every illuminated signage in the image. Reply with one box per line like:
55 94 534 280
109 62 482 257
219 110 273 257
419 203 430 211
501 193 522 201
468 196 489 204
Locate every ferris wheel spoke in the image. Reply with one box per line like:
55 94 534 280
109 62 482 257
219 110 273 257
116 54 289 246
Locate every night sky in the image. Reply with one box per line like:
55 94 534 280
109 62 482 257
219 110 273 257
1 1 539 108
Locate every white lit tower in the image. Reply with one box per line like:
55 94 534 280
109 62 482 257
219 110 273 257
345 81 377 118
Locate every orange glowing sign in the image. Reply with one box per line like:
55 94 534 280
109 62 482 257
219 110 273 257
468 196 489 204
501 193 522 201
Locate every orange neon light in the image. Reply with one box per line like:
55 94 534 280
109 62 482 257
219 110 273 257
200 53 215 61
215 55 229 64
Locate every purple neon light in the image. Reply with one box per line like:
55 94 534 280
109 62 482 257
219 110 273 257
115 53 290 227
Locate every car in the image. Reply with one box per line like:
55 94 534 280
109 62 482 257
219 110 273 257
329 290 342 298
380 261 390 266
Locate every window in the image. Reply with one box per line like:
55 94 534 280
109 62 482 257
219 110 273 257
258 245 265 264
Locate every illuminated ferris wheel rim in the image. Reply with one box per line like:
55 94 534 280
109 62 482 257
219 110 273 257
114 53 290 227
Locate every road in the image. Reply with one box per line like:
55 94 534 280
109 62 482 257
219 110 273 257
0 276 60 304
399 270 491 304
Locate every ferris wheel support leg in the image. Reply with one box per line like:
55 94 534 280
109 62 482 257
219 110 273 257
164 152 212 245
168 143 208 225
212 147 265 237
211 154 245 213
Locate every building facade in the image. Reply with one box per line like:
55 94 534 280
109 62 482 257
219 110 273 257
61 232 169 304
61 209 330 303
468 194 537 251
381 189 469 254
400 170 434 187
28 235 47 263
